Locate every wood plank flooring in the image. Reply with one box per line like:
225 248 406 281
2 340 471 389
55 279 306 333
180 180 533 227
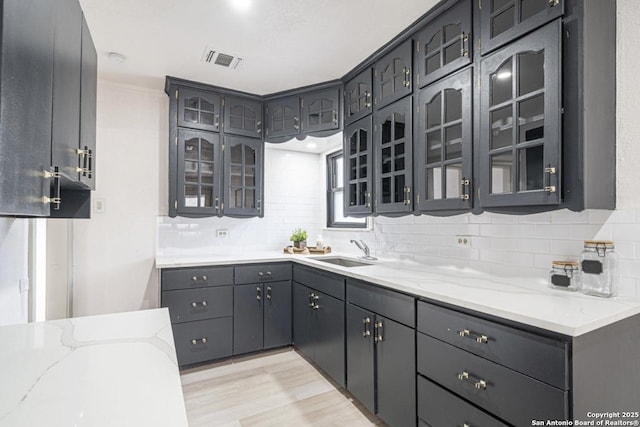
180 348 386 427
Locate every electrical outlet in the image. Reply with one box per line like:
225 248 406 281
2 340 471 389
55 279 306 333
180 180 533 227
455 235 471 247
216 229 229 238
19 277 30 293
95 198 106 213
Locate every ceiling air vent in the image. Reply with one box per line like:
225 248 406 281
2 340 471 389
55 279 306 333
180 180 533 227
201 46 244 70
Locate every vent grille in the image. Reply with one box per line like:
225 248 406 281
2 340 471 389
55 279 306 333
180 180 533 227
201 46 243 69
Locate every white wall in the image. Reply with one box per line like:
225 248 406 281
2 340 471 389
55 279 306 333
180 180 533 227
71 80 167 316
0 218 29 325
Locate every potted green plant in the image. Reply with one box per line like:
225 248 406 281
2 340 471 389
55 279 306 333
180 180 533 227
290 228 308 249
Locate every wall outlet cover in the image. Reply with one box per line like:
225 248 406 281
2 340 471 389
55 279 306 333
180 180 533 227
216 229 229 238
455 235 471 247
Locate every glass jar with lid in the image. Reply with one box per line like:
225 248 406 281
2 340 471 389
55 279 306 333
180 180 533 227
548 261 581 291
580 240 618 297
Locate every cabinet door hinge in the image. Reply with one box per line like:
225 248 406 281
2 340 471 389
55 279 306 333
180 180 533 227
175 89 178 99
416 73 420 86
175 135 178 145
478 0 482 9
221 98 225 107
222 143 225 152
478 38 482 53
477 76 481 89
174 200 178 209
417 194 420 204
301 99 304 108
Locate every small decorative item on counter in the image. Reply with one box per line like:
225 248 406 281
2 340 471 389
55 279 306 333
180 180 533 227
580 240 618 297
290 228 308 249
548 261 581 291
316 235 325 250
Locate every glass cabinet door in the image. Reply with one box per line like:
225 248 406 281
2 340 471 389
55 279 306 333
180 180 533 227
344 116 373 216
302 88 340 134
265 96 300 141
373 39 413 109
416 68 472 212
223 135 263 217
480 20 561 208
480 0 563 55
177 88 222 132
415 0 472 89
344 69 373 125
224 95 263 139
374 96 413 214
177 129 222 216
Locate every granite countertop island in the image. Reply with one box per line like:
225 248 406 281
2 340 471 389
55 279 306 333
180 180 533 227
0 308 188 427
156 252 640 337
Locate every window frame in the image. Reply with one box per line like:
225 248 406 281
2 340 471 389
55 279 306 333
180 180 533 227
326 150 367 229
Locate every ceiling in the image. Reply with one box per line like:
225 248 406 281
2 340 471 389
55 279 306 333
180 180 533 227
78 0 439 95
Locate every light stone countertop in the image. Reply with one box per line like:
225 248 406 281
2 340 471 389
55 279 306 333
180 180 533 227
156 253 640 337
0 308 188 427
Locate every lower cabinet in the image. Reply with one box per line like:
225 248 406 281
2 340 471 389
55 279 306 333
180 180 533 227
346 280 416 427
293 282 346 387
233 280 292 355
161 266 234 367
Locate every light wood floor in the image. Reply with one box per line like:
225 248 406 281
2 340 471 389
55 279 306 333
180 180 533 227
180 348 386 427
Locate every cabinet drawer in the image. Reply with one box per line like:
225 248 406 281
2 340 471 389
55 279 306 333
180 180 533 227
162 266 233 291
418 375 508 427
162 286 232 324
417 333 568 426
346 279 415 327
235 263 291 284
293 265 344 300
417 301 568 389
171 317 233 366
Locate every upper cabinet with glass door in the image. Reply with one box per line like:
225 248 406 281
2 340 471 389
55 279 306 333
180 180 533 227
175 128 222 217
264 96 300 141
177 87 222 132
373 39 413 109
415 0 472 88
479 20 561 208
224 95 263 139
344 69 373 125
374 96 413 215
415 68 472 213
479 0 563 55
223 135 264 217
301 87 340 134
343 116 373 217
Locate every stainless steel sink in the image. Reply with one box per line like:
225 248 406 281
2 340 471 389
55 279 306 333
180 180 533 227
311 257 374 267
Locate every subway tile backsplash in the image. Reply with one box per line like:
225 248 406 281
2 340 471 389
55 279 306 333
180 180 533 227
156 147 639 298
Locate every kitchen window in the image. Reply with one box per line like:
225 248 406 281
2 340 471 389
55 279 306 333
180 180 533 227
327 151 367 229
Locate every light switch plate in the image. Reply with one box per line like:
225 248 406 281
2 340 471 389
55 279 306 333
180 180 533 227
95 198 106 213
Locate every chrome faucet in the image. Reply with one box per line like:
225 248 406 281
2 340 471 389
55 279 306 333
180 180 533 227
350 240 377 260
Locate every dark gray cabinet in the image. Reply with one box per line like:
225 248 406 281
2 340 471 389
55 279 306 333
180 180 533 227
224 95 263 138
52 0 82 186
301 87 340 134
0 0 96 218
343 116 373 216
79 16 97 190
479 0 564 55
176 128 222 216
373 39 412 109
292 281 346 387
374 96 413 214
0 0 55 216
233 280 292 354
178 87 222 132
234 263 292 355
223 135 264 217
414 0 472 88
346 280 416 427
479 20 561 209
161 266 234 366
264 96 300 140
344 68 373 125
415 67 472 212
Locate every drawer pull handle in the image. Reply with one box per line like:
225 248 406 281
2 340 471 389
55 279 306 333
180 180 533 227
191 275 208 282
191 301 208 308
362 317 372 337
457 371 488 390
191 337 207 345
258 272 264 277
458 328 489 344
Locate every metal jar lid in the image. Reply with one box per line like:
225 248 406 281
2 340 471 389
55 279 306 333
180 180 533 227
552 260 579 269
584 240 615 248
